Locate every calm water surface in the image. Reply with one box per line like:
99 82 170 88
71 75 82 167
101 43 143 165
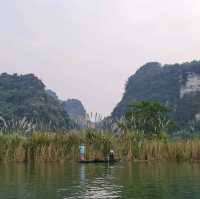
0 162 200 199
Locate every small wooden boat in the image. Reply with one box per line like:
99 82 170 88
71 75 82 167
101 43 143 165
78 159 120 164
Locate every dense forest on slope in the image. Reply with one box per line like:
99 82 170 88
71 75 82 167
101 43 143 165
112 61 200 129
0 73 71 131
63 99 86 120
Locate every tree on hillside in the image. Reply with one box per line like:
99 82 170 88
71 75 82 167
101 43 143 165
122 101 173 136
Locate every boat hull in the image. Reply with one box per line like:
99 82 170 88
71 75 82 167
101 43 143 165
78 159 120 164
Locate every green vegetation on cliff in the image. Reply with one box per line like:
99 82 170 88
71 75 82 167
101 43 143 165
112 61 200 131
0 73 71 132
120 101 172 136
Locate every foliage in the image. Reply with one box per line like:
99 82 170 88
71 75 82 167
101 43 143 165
1 131 200 162
0 116 34 134
0 73 72 132
122 101 172 136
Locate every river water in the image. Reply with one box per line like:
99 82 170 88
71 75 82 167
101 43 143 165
0 162 200 199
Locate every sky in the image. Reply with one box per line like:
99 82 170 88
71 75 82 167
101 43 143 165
0 0 200 117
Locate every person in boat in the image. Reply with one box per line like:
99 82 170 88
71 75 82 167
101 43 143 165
109 150 115 161
79 144 85 161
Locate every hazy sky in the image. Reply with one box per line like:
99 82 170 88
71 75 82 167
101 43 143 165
0 0 200 116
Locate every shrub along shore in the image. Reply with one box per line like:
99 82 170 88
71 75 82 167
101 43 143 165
1 131 200 163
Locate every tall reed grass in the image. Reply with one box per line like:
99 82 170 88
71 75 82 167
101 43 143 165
1 131 200 162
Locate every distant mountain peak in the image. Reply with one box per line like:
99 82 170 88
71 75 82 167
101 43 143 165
63 99 86 120
135 62 162 76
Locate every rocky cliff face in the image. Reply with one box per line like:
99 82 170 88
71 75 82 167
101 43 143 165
112 61 200 126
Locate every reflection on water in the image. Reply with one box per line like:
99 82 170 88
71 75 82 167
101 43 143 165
1 162 200 199
59 164 122 199
80 164 86 183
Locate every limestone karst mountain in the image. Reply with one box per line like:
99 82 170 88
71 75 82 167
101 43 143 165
112 61 200 127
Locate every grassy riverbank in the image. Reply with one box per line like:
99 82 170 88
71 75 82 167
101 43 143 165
1 131 200 162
